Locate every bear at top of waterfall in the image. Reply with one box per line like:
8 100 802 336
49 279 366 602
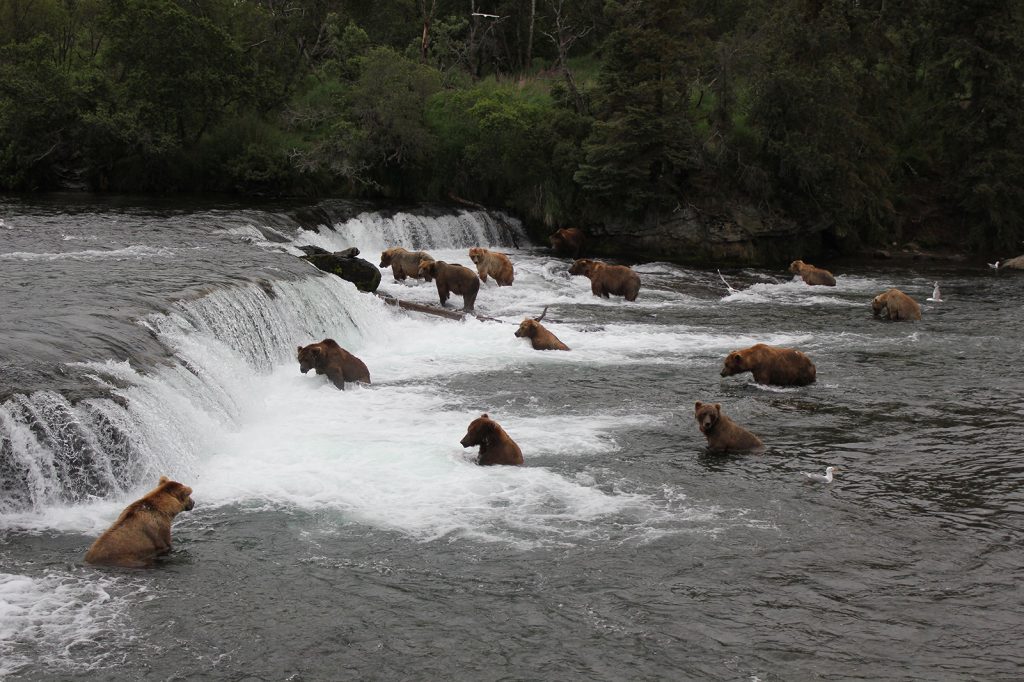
568 258 641 301
693 402 765 453
720 344 817 386
380 247 434 281
468 247 514 286
789 260 837 286
459 413 524 465
514 306 569 351
84 476 195 568
418 259 480 312
549 227 585 259
297 339 371 390
871 288 922 321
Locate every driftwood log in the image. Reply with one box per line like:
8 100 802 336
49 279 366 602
374 293 504 323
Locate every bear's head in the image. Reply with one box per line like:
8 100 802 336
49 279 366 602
720 350 749 377
154 476 195 513
871 292 887 317
694 402 721 435
460 413 495 448
548 230 566 249
789 260 807 274
380 248 398 268
468 247 485 265
297 343 323 374
419 259 438 281
515 319 540 339
568 258 595 277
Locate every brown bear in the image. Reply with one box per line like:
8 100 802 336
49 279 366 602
789 260 837 286
694 402 764 453
871 288 922 321
720 343 817 386
468 247 515 286
568 258 641 301
418 259 480 312
549 227 585 258
84 476 195 568
459 413 524 466
297 339 371 390
515 307 569 351
380 247 434 281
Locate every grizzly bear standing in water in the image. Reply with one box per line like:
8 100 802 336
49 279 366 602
549 227 585 258
418 259 481 312
694 402 764 453
871 288 922 321
460 414 524 465
569 258 641 301
84 476 195 568
297 339 371 390
514 306 569 350
789 260 837 286
468 247 515 286
380 247 434 281
720 344 817 386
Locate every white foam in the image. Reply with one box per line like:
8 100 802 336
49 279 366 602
0 571 140 677
0 245 172 261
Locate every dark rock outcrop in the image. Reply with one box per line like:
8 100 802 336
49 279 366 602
301 248 381 293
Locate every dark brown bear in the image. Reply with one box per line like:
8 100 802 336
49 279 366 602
418 259 480 312
694 402 764 453
380 247 434 281
568 258 641 301
297 339 371 390
720 344 817 386
84 476 195 568
789 260 837 286
514 306 569 350
871 288 922 321
549 227 585 258
460 413 524 465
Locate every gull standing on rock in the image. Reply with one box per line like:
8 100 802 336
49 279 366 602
801 466 838 483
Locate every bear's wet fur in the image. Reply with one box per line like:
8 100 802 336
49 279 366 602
418 260 480 312
694 402 764 453
871 288 922 321
789 260 837 286
460 413 524 465
297 339 371 390
380 247 434 281
721 344 816 386
468 247 514 286
549 227 585 258
568 258 640 301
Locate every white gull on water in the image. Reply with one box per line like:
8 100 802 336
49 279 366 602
802 466 838 483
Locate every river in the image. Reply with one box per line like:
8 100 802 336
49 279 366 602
1 196 1022 680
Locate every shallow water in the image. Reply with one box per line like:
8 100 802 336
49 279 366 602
1 197 1022 680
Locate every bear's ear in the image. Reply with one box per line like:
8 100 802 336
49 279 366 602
694 401 703 410
158 475 169 485
481 413 489 419
713 403 722 414
297 345 303 353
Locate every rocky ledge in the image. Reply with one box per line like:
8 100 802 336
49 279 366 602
299 246 382 293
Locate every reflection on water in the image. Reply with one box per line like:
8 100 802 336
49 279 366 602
1 197 1022 680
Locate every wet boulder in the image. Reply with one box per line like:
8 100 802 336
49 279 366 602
301 248 381 293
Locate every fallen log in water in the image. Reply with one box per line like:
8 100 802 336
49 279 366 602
374 293 505 323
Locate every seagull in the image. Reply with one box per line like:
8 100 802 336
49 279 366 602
988 260 1000 270
717 269 739 294
927 282 943 302
801 466 838 483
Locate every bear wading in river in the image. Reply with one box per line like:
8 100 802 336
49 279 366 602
460 413 524 465
568 258 640 301
468 247 514 286
297 339 371 390
720 344 816 386
418 259 480 312
694 402 764 453
549 227 585 259
871 288 922 321
789 260 837 286
380 247 434 281
514 306 569 351
84 476 195 568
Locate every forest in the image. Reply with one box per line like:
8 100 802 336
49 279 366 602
2 0 1022 253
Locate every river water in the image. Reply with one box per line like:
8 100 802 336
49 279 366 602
1 197 1022 681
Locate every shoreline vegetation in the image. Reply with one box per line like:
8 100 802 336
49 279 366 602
2 1 1022 264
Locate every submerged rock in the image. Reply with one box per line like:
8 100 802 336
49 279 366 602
301 249 381 292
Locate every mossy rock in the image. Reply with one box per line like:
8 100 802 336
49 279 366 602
301 250 381 293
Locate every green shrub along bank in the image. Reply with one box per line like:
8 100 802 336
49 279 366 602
2 0 1022 254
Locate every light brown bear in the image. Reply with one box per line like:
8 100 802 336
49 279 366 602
720 344 817 386
418 260 480 312
871 288 922 321
694 402 764 453
380 247 434 281
297 339 371 390
460 414 524 466
468 247 514 286
549 227 585 258
515 307 569 351
569 258 641 301
789 260 837 286
84 476 195 568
